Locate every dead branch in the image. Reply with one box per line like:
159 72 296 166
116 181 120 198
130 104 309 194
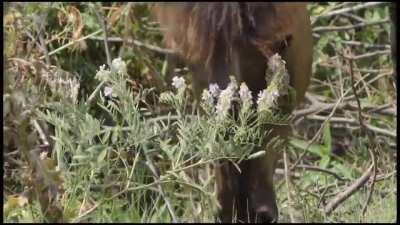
93 3 112 67
293 90 396 139
306 115 396 138
142 144 178 223
344 48 377 216
324 164 373 214
290 94 345 170
340 12 366 23
340 40 390 50
294 93 396 118
367 170 396 186
275 168 301 179
313 18 389 33
351 49 391 60
72 180 167 222
284 150 301 223
294 164 349 182
89 36 176 57
39 30 103 60
315 2 388 19
32 119 51 150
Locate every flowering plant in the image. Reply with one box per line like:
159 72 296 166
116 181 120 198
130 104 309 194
157 53 294 161
38 54 295 222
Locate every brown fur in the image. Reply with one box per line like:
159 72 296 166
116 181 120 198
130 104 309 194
152 2 313 222
153 3 293 64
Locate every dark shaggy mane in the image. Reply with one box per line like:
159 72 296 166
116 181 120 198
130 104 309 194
153 3 288 68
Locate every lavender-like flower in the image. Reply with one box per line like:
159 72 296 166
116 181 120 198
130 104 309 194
216 78 238 120
256 53 292 113
201 89 214 105
111 58 127 75
171 76 186 91
95 64 111 81
239 83 253 109
104 86 115 98
201 89 215 114
257 89 279 112
208 83 221 98
268 53 285 74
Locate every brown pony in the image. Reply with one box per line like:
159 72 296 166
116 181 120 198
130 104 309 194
152 2 312 222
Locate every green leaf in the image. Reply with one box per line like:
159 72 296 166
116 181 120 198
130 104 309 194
111 127 120 144
97 146 108 163
289 138 326 158
322 122 332 155
332 161 354 180
72 154 89 160
319 155 331 169
161 60 168 78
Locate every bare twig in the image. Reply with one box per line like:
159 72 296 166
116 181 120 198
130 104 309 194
367 170 396 186
142 144 178 223
317 62 392 75
343 70 394 102
85 80 106 107
340 40 390 50
30 12 51 64
290 94 344 170
317 185 330 208
72 180 169 222
283 150 298 223
89 36 175 57
294 164 349 182
275 168 301 179
344 48 377 216
306 115 396 138
93 3 112 67
32 119 51 149
315 2 388 19
167 156 238 175
139 56 168 90
313 18 389 33
324 164 373 214
290 49 393 167
294 93 396 118
345 50 368 126
36 23 51 64
340 12 366 23
367 103 395 115
363 124 396 139
314 183 339 194
39 30 103 60
352 50 391 60
24 29 51 63
16 118 63 222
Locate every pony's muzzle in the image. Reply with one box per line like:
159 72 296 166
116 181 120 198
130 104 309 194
255 204 278 223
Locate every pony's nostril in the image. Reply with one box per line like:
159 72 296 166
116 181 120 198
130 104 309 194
255 206 278 223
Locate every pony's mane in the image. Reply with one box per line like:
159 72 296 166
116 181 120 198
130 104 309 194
153 3 290 68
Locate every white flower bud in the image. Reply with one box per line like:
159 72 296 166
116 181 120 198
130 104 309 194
95 64 111 81
239 83 252 108
104 86 116 98
268 53 284 73
208 83 221 98
201 89 213 105
171 76 186 91
215 78 237 120
257 89 279 112
111 57 127 75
